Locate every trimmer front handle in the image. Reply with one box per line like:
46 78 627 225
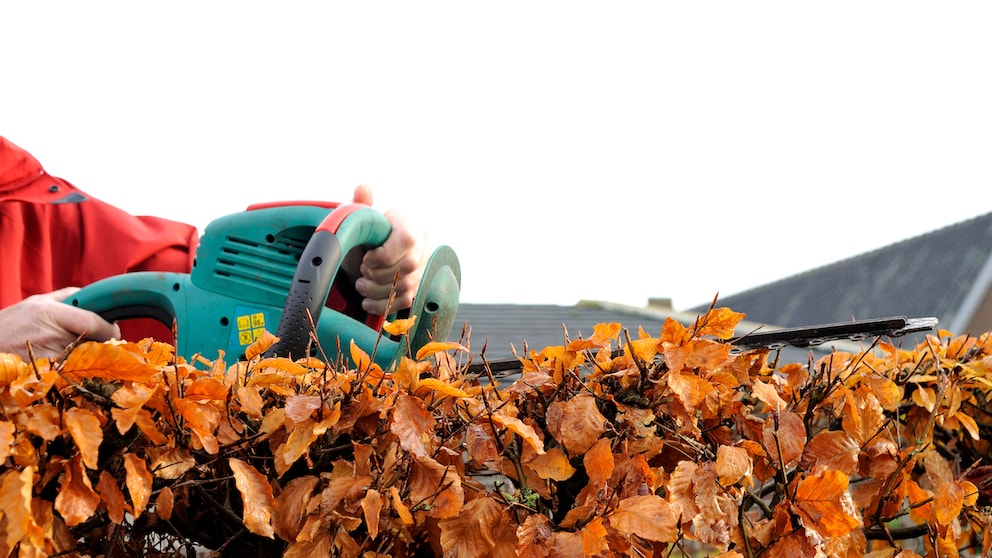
266 203 391 360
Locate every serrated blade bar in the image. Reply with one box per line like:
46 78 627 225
728 316 939 351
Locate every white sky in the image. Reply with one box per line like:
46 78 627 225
2 2 990 311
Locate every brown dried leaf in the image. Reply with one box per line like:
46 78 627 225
585 438 614 488
0 467 36 549
145 447 195 480
409 455 464 519
696 307 746 339
285 394 322 423
55 456 100 527
546 393 608 456
64 407 103 470
389 486 414 526
123 453 153 519
61 342 159 382
390 394 436 458
526 447 576 481
610 495 679 542
439 496 504 558
0 421 13 463
716 444 752 486
360 489 383 539
792 470 860 538
490 413 545 455
934 480 967 526
415 341 469 360
155 486 174 520
96 471 129 525
229 457 275 538
274 475 319 542
800 430 859 475
762 411 805 469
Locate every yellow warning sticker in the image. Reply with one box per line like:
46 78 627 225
236 312 267 346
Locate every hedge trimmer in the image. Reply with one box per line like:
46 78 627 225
64 199 938 375
66 201 461 368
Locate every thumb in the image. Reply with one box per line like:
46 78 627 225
352 185 373 206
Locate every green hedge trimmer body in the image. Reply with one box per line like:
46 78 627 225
67 202 461 368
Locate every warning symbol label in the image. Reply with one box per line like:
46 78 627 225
236 312 267 346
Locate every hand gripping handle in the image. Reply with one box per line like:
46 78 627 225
265 204 391 360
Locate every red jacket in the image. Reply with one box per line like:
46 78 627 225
0 135 198 311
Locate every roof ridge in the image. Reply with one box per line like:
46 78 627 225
713 210 992 305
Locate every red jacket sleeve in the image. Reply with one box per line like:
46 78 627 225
0 136 199 309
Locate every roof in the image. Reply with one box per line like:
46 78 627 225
452 301 676 362
451 299 853 367
695 212 992 336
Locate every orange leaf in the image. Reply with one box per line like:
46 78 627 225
415 341 469 360
667 367 716 412
155 486 175 520
390 394 436 458
184 377 229 402
96 471 130 525
490 413 545 455
438 496 504 558
23 403 62 441
274 475 320 541
418 377 473 399
55 456 100 527
792 470 860 537
147 447 195 480
123 453 153 519
360 489 384 539
716 445 752 486
591 322 623 346
285 394 323 423
841 385 885 446
580 516 609 556
409 455 464 519
0 467 36 549
389 486 414 526
64 407 103 470
236 385 265 419
696 307 746 339
933 480 967 526
751 379 787 412
0 352 27 384
383 316 417 336
61 342 159 382
277 419 318 477
245 329 278 360
229 457 275 538
110 381 157 434
610 495 679 542
349 339 373 371
800 431 860 475
546 393 607 456
135 409 168 446
0 421 14 463
585 438 614 488
762 411 805 469
526 447 576 481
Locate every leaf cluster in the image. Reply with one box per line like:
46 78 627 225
2 308 992 557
